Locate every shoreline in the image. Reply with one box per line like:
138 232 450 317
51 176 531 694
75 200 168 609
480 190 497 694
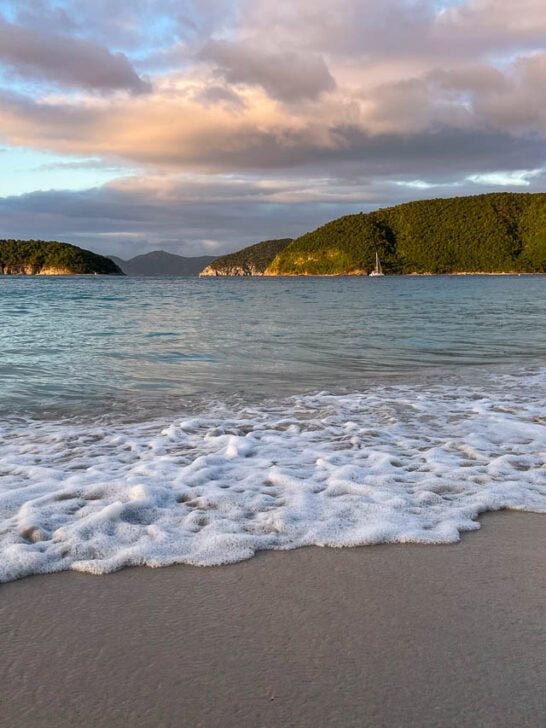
202 271 545 277
1 511 544 728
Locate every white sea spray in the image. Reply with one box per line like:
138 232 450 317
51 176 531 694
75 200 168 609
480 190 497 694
0 370 544 582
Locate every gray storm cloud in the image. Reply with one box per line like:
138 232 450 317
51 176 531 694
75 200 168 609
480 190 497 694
0 17 150 93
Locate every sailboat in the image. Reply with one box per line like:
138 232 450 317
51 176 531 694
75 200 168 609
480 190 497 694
369 252 384 277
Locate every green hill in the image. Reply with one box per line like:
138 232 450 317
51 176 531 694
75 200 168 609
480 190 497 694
0 240 123 275
265 193 546 275
200 239 293 276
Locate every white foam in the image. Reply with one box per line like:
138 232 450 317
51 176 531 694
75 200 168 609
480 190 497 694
0 369 544 582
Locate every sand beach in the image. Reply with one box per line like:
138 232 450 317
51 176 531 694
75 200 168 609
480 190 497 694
1 511 544 728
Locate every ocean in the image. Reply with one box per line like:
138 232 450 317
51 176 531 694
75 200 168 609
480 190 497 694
0 274 544 581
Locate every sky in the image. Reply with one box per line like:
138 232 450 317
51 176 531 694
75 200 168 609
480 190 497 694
0 0 545 259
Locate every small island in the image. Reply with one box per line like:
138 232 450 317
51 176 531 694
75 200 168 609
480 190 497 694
0 240 124 276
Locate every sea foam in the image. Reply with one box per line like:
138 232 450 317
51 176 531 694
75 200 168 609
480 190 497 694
0 370 544 582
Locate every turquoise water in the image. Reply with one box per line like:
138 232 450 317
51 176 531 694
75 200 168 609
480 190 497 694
0 275 544 581
1 275 545 419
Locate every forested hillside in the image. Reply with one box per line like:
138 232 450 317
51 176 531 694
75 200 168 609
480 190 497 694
266 193 546 275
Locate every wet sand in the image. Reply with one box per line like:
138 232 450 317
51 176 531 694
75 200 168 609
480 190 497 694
1 512 544 728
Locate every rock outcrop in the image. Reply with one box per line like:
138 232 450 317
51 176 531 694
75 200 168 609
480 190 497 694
200 262 265 277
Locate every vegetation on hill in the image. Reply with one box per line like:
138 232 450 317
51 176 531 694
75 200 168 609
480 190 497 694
0 240 123 275
266 193 546 275
201 239 293 276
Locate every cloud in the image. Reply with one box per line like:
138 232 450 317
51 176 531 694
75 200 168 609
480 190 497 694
1 62 545 177
0 181 324 258
0 17 150 93
239 0 546 61
8 0 77 35
2 152 546 260
364 51 546 135
193 84 246 109
436 0 546 53
37 158 128 171
201 40 336 102
6 0 237 55
467 169 543 186
1 0 546 256
473 51 546 132
0 0 544 176
237 0 433 57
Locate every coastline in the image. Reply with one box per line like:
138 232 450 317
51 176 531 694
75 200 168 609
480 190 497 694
0 271 124 276
1 511 544 728
205 271 544 277
2 270 542 277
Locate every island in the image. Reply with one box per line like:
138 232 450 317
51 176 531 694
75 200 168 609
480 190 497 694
114 192 546 278
256 192 545 275
200 239 293 276
0 240 123 275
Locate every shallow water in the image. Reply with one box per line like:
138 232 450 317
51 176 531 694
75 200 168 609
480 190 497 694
0 275 544 580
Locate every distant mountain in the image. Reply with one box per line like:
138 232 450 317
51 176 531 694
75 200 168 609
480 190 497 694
200 239 293 276
110 250 216 276
0 239 123 275
266 192 546 275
